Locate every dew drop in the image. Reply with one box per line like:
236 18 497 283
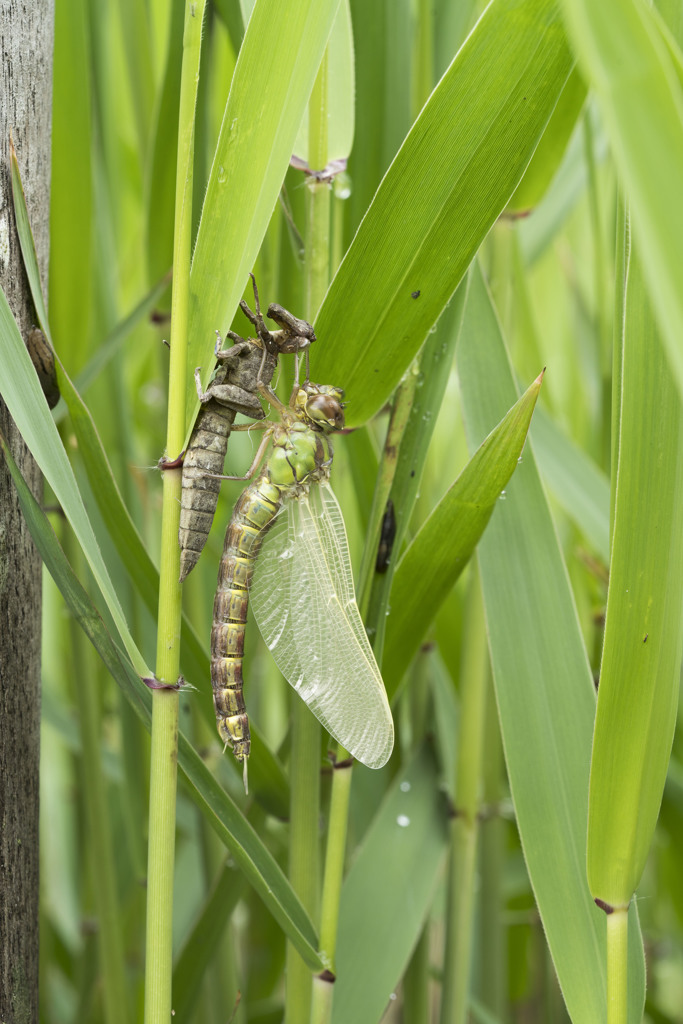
400 781 411 792
217 165 227 184
397 814 410 828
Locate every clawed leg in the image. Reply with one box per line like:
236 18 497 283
239 274 277 355
257 381 288 416
194 366 210 402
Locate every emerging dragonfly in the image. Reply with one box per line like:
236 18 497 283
179 276 315 581
211 379 394 788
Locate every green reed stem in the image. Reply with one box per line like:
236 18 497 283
285 50 330 1024
606 908 629 1024
440 566 488 1024
144 4 204 1022
318 750 352 957
67 540 129 1024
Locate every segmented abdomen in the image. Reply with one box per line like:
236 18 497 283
211 477 281 762
178 401 236 582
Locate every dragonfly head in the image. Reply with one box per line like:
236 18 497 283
296 382 346 433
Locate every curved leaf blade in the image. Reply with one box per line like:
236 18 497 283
313 0 573 426
0 287 150 678
587 238 683 907
457 262 645 1024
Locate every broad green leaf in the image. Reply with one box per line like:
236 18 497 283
587 237 683 907
313 0 573 427
559 0 683 403
293 0 354 167
508 67 587 212
383 369 543 696
331 746 449 1024
186 0 341 438
458 262 645 1023
1 442 322 971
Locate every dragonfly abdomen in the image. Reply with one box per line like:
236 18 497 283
211 479 281 762
179 401 235 582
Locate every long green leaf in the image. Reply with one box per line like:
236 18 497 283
457 262 645 1024
383 369 543 695
313 0 573 426
331 746 449 1024
0 439 322 971
587 235 683 907
559 0 683 402
186 0 341 437
0 287 150 678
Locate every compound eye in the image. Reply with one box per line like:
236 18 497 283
307 394 345 429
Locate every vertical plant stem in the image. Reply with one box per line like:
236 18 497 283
286 702 322 1024
285 52 330 1024
606 908 628 1024
440 566 488 1024
67 543 129 1024
318 754 352 961
305 50 330 321
144 4 204 1022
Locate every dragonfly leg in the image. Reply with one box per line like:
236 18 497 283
240 274 278 355
194 366 211 402
229 421 270 431
257 381 289 416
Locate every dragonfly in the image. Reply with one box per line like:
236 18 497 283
210 379 394 789
178 276 316 581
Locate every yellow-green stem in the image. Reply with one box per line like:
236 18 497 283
285 50 330 1024
144 4 204 1022
359 369 419 623
67 542 129 1024
440 567 488 1024
319 755 352 963
607 908 629 1024
310 972 335 1024
306 50 330 320
285 701 322 1024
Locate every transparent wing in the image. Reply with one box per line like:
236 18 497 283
250 482 394 768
